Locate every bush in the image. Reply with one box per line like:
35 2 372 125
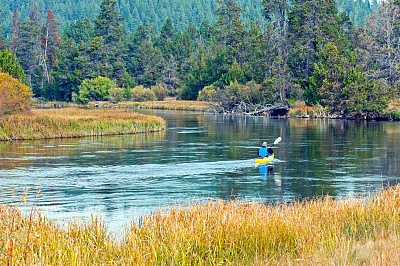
0 72 32 116
197 85 218 102
225 80 264 103
0 49 26 82
73 76 116 104
72 89 90 105
151 84 168 101
131 85 156 102
236 81 263 103
108 87 126 103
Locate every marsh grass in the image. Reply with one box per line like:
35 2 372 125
0 108 166 140
87 100 212 111
3 185 400 264
288 106 319 117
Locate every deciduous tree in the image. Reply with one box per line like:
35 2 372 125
0 72 32 116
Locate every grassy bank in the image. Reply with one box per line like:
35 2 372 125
33 100 212 112
3 186 400 264
87 100 212 111
0 108 166 141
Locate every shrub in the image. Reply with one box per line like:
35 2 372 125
0 72 32 116
108 87 126 103
197 85 218 102
0 49 26 82
236 81 263 103
224 80 264 103
72 89 90 105
73 76 116 104
151 83 168 101
131 85 156 102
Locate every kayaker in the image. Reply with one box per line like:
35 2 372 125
258 142 274 158
258 142 269 158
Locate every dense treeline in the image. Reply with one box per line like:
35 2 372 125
0 0 398 117
0 0 374 36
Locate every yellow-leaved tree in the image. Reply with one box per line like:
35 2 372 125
0 72 32 116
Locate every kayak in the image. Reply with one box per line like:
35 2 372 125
254 154 274 164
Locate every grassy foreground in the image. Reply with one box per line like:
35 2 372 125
0 108 166 140
2 186 400 265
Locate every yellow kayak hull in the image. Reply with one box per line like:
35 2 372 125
254 154 274 164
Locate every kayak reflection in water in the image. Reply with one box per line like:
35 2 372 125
259 164 273 178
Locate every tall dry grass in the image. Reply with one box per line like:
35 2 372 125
0 108 165 140
87 100 212 111
3 185 400 264
288 106 319 117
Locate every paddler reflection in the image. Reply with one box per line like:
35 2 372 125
258 163 282 187
258 163 273 178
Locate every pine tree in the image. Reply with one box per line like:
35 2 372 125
214 0 246 45
94 0 128 86
156 18 176 57
306 42 388 115
135 41 165 87
16 2 42 86
288 0 353 91
94 0 124 49
64 18 93 44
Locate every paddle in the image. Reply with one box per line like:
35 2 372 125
270 137 282 148
267 137 281 155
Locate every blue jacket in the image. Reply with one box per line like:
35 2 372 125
258 147 269 157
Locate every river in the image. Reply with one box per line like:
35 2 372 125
1 110 399 233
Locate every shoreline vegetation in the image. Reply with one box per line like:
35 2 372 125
2 185 400 264
0 108 166 141
34 99 400 120
34 100 213 112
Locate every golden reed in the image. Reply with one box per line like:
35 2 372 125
0 108 166 140
2 185 400 264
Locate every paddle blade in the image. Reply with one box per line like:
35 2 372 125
274 137 282 145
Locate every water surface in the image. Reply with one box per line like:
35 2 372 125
1 111 399 232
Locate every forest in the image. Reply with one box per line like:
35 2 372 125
0 0 399 116
0 0 375 35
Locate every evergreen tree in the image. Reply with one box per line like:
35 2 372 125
94 0 124 49
214 0 246 60
306 42 388 115
93 0 128 86
124 23 152 79
16 2 42 87
64 18 94 44
135 41 165 87
156 18 176 57
44 37 79 101
288 0 353 91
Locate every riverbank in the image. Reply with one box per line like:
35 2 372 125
34 99 212 112
0 108 166 141
288 101 400 120
2 185 400 264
